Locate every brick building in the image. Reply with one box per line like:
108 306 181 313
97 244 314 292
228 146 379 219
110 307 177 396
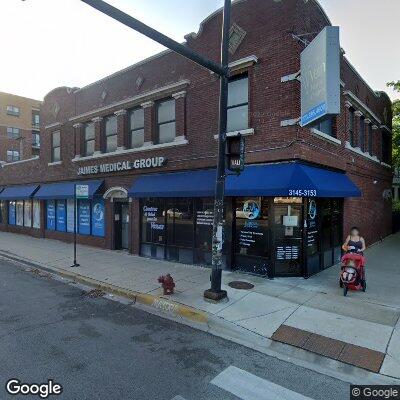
0 92 41 164
0 0 393 278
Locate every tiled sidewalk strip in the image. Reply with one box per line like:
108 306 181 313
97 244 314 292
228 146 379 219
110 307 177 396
272 325 385 373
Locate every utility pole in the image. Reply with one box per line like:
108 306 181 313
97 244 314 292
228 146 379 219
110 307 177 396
81 0 231 301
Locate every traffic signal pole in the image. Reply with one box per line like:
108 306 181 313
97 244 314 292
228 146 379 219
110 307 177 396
81 0 231 301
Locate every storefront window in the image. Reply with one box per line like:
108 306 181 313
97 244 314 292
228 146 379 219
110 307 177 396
33 200 40 229
195 198 214 265
16 200 24 226
273 197 302 276
24 200 32 227
141 199 166 259
0 201 6 224
46 200 56 230
92 198 105 237
78 200 91 235
234 197 270 275
56 200 67 232
8 201 16 225
67 199 75 233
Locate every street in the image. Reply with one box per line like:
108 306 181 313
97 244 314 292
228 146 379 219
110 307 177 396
0 257 350 400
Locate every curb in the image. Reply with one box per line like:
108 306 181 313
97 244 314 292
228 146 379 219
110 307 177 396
0 250 208 325
1 250 400 385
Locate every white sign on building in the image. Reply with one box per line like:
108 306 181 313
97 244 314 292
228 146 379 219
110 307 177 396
300 26 341 127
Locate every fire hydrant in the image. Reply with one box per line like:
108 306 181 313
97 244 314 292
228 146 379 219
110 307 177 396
158 274 175 295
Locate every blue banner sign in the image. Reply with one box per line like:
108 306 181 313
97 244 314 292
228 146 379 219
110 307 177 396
91 199 105 237
78 200 91 235
56 201 66 232
8 201 16 225
47 200 56 230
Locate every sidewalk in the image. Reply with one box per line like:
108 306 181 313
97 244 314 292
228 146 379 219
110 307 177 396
0 231 399 379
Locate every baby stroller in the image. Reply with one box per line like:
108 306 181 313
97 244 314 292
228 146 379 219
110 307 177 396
339 253 366 296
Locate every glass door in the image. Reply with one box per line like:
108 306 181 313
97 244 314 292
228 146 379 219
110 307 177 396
273 197 303 276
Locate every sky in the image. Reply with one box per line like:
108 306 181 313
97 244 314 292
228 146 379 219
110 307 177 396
0 0 398 101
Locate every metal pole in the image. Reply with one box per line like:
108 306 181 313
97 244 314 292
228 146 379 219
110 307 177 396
81 0 225 77
71 184 80 267
204 0 231 301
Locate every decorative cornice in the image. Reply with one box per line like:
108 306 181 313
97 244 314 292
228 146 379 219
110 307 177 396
372 125 379 130
229 55 258 72
92 116 103 123
354 110 364 117
380 125 392 134
114 109 127 116
69 79 190 122
364 118 371 124
344 101 352 109
172 91 186 99
141 101 154 108
73 123 82 129
343 90 382 124
44 122 61 130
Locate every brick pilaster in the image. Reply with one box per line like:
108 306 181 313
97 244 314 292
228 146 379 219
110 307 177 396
114 109 128 151
172 91 187 139
92 116 103 154
73 123 83 158
141 101 155 145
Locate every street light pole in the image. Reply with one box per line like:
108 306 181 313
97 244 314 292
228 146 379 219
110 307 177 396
204 0 231 301
81 0 231 301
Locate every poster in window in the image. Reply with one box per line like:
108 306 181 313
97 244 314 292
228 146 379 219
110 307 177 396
78 200 91 235
8 201 16 225
24 200 32 227
46 200 56 230
16 200 24 226
91 198 105 237
56 200 66 232
33 200 40 229
67 199 75 233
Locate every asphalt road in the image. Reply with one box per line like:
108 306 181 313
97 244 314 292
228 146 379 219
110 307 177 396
0 257 350 400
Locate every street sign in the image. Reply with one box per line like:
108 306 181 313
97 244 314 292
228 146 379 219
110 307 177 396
226 136 245 173
300 26 340 127
76 184 89 199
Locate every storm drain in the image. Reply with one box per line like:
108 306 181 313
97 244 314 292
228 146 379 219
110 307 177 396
82 289 105 298
228 281 254 290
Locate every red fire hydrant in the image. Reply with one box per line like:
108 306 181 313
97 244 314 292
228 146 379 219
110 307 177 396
158 274 175 295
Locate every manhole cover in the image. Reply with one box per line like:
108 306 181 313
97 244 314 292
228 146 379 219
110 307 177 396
228 281 254 290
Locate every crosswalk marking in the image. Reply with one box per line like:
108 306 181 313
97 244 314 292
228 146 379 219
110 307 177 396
211 366 314 400
171 396 187 400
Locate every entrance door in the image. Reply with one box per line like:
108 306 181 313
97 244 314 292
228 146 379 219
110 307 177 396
114 202 130 250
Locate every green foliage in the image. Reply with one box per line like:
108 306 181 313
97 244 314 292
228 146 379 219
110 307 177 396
393 199 400 213
388 81 400 167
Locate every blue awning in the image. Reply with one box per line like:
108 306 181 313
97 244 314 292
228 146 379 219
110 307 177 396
226 162 361 198
34 180 104 200
128 162 361 199
0 184 40 200
129 169 216 198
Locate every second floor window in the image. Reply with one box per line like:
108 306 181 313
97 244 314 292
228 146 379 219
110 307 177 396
32 113 40 126
382 131 391 164
130 108 144 148
359 116 365 151
51 131 61 162
313 116 334 137
7 127 20 139
368 123 373 155
32 132 40 147
105 116 118 153
227 74 249 132
157 99 176 144
84 123 95 157
6 105 20 116
348 108 355 146
7 150 20 162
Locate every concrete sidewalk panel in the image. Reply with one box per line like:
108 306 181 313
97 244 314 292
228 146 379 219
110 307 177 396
285 306 393 353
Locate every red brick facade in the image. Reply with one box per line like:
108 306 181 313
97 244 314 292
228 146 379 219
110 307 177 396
0 0 393 256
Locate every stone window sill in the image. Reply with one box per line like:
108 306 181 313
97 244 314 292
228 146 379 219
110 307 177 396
213 128 254 140
48 161 62 166
72 136 188 162
310 128 341 145
345 142 381 163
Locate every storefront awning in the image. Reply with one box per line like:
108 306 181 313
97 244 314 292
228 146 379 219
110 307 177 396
128 162 361 199
34 180 104 200
0 185 40 200
129 169 216 198
226 162 361 198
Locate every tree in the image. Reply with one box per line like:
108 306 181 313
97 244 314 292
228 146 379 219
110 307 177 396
387 81 400 168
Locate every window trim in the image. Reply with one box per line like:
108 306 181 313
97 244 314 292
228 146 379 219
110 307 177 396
51 130 61 162
6 105 20 116
129 107 145 149
156 98 176 144
84 122 95 157
104 115 118 153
